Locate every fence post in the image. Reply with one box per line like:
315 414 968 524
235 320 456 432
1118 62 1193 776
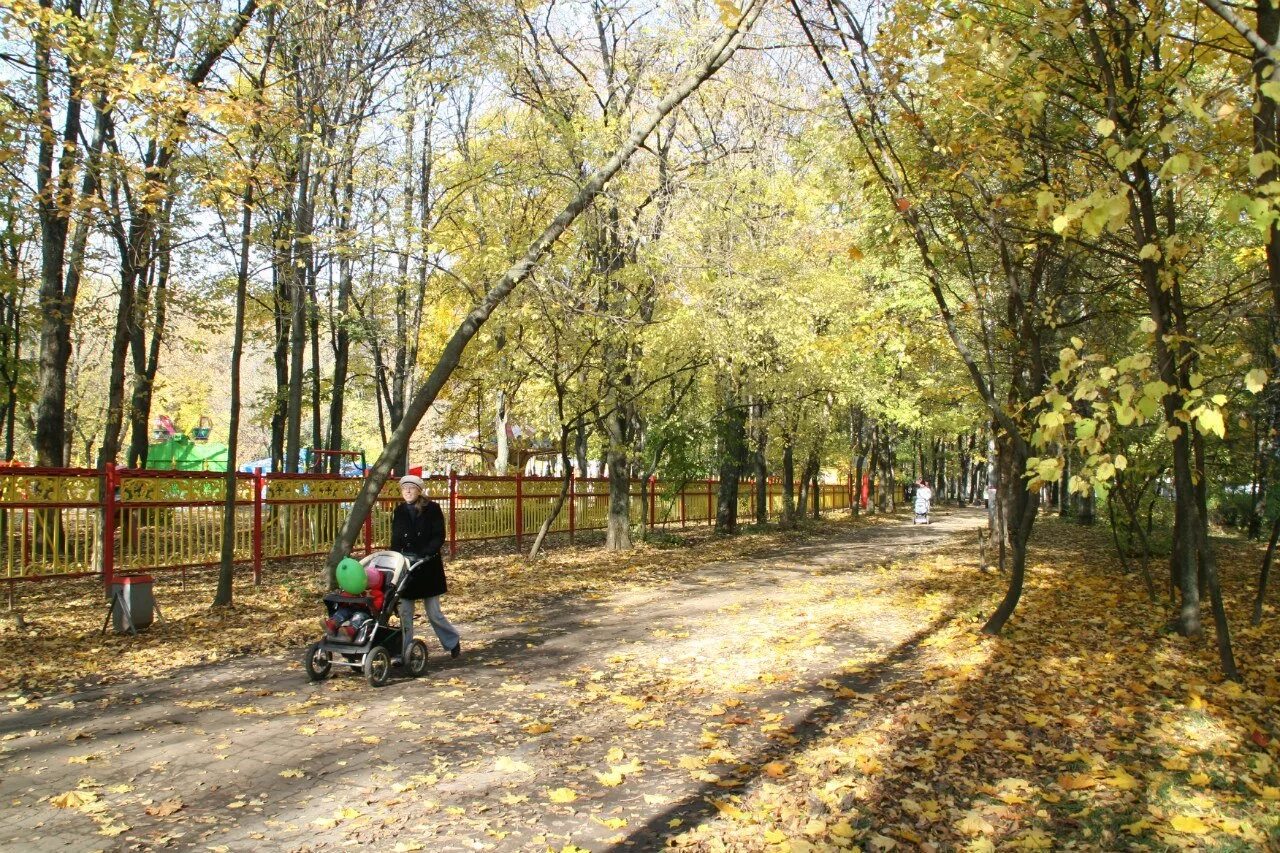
448 469 458 557
680 483 686 528
253 468 264 585
707 477 713 526
102 463 116 595
515 471 524 547
568 468 576 543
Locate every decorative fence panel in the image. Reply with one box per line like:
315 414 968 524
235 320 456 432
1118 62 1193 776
0 466 857 594
114 469 257 577
0 468 102 582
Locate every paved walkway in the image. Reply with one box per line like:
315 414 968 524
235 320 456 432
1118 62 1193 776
0 508 987 851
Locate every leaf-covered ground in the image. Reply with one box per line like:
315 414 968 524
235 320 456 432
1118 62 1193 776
0 520 886 696
1 508 1277 851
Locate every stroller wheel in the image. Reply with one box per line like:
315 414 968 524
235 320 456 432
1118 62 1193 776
364 646 392 687
304 642 332 681
405 639 429 678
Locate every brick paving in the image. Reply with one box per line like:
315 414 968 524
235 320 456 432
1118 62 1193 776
0 508 987 852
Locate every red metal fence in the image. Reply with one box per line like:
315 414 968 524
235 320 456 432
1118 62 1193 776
0 466 853 593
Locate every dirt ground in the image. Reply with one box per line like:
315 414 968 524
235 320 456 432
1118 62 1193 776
0 509 985 851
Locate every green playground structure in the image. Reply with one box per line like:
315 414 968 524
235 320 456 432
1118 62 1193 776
145 434 229 472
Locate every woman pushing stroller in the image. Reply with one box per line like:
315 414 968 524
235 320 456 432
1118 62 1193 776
913 478 934 524
392 474 462 660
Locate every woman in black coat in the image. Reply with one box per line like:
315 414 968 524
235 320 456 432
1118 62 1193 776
392 474 461 659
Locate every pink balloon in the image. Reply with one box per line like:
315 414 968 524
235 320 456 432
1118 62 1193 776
365 566 383 589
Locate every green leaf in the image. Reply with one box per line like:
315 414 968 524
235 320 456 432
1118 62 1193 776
1249 152 1278 178
1196 408 1225 439
1160 153 1190 177
1035 457 1062 482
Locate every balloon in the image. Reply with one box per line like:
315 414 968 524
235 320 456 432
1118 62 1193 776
336 557 367 594
365 566 383 590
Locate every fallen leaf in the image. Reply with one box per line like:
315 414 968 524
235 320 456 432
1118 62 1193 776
1169 814 1211 835
955 811 994 836
1057 773 1096 790
145 799 184 817
50 790 98 809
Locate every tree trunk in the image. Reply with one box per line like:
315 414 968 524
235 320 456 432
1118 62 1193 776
270 245 289 472
1255 510 1280 626
308 264 322 461
126 202 173 469
326 168 355 471
982 439 1038 634
215 178 255 607
715 381 748 535
495 389 510 475
866 423 879 514
604 406 632 551
98 233 136 468
780 435 796 530
754 399 768 525
285 136 312 473
31 0 85 468
882 429 896 513
530 436 573 560
575 415 589 477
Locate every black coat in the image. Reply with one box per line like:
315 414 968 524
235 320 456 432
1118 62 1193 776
391 500 447 599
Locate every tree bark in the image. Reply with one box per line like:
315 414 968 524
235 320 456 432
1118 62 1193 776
604 406 632 550
31 0 85 467
215 176 255 607
754 399 768 524
284 134 312 473
780 435 796 530
326 161 356 470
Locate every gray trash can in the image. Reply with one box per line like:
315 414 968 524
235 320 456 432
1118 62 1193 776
110 575 155 634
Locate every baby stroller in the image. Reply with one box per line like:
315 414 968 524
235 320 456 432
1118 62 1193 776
303 551 429 686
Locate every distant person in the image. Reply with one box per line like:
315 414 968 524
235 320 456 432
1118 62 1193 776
913 479 933 524
392 474 462 660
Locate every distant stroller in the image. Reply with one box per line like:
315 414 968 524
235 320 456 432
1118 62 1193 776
303 551 429 686
913 480 933 525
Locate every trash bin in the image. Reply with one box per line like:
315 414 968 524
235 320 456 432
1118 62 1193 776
110 575 155 634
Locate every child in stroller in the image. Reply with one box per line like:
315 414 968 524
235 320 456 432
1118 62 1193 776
324 558 385 642
304 551 430 686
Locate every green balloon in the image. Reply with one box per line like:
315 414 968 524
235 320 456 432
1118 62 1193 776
336 557 367 594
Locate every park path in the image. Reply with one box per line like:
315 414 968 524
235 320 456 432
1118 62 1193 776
0 508 988 852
